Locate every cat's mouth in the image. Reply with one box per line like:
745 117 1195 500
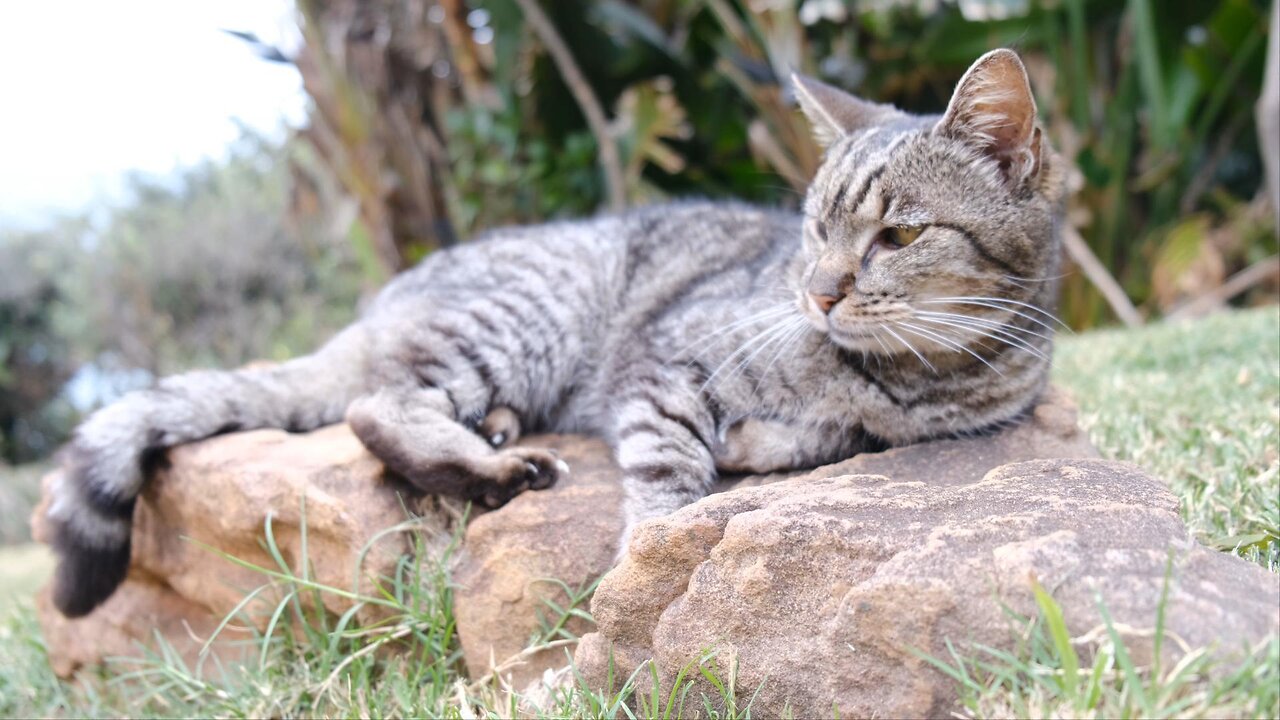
798 293 916 353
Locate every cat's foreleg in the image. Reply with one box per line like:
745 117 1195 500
611 386 718 559
347 388 564 508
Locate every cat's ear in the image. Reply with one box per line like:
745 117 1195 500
937 49 1042 183
792 73 902 147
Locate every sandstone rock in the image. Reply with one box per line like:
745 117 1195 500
453 435 624 688
452 386 1097 688
32 424 457 677
35 386 1102 686
575 459 1280 718
35 569 249 678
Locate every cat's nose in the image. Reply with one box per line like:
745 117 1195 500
809 292 844 314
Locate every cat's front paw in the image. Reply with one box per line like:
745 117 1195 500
473 446 569 508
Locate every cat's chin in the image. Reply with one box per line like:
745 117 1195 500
824 326 890 354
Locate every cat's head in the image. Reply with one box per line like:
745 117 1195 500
792 49 1066 356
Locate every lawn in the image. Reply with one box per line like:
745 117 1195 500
1053 305 1280 570
0 308 1276 718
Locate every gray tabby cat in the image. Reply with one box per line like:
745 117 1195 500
49 49 1066 617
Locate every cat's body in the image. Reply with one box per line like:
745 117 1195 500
48 49 1067 618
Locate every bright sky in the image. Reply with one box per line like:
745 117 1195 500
0 0 306 228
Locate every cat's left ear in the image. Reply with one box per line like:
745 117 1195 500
792 73 903 147
937 49 1042 184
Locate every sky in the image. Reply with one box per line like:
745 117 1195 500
0 0 306 228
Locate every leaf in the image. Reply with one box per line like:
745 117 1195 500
1031 576 1080 702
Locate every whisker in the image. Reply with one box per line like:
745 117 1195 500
676 304 795 360
911 318 1001 357
922 297 1068 333
882 324 936 374
1002 271 1070 283
914 310 1055 343
912 315 1049 362
868 327 893 368
760 319 811 382
897 322 1005 377
724 316 807 388
931 295 1071 331
700 315 800 392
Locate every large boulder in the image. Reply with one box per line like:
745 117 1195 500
574 459 1280 718
443 386 1097 688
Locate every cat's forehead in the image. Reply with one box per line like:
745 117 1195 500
810 120 1007 222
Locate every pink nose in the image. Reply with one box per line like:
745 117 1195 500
810 292 844 314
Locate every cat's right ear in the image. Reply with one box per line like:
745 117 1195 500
791 73 902 147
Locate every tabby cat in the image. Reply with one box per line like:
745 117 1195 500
49 49 1066 617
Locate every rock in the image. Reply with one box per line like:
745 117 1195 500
452 435 624 688
34 386 1102 686
35 569 248 678
452 386 1097 688
728 385 1097 490
575 459 1280 718
32 424 457 677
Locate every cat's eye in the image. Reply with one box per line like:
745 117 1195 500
882 225 924 248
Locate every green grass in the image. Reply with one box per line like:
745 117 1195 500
0 510 753 719
1 308 1277 718
919 575 1280 719
1054 306 1280 569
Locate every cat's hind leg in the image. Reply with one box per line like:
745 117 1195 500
478 406 521 448
346 388 564 509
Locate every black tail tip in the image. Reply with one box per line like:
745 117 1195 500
51 534 131 619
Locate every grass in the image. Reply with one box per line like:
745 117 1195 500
1053 305 1280 569
0 307 1276 718
919 575 1280 719
0 510 754 719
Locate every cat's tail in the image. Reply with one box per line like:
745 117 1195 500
47 324 372 617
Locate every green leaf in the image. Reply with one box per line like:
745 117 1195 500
1031 577 1080 702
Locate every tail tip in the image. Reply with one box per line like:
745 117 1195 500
51 533 131 618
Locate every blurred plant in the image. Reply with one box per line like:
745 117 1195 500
0 225 81 463
0 130 364 461
285 0 1276 327
66 131 364 377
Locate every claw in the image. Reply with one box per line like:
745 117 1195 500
489 432 506 447
555 458 570 475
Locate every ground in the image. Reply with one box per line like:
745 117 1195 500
0 307 1276 718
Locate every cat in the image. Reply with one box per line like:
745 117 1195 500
47 49 1066 618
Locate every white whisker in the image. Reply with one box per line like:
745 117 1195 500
912 315 1049 362
922 296 1068 333
760 319 811 382
883 324 936 374
700 315 801 392
676 304 794 361
897 322 1004 376
724 316 807 388
914 309 1054 343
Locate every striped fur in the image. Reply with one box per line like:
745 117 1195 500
49 49 1067 617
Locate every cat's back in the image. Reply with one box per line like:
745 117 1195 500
367 200 798 315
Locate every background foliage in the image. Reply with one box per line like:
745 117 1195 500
0 132 362 464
